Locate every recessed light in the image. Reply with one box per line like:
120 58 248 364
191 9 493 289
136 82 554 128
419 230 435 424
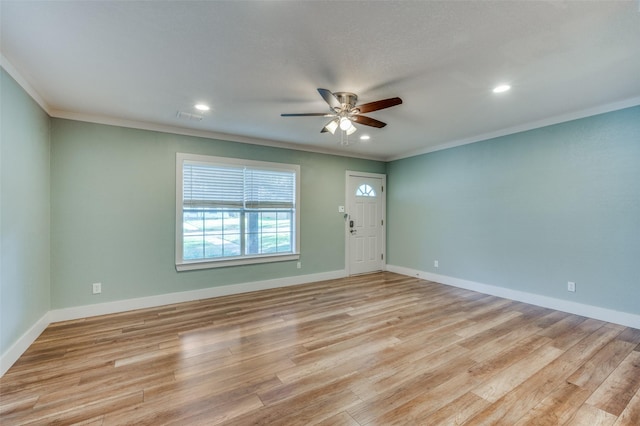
492 84 511 94
360 135 371 141
194 103 210 111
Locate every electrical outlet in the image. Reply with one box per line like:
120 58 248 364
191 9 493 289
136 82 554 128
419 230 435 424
567 281 576 292
92 282 102 294
434 260 439 268
296 262 301 269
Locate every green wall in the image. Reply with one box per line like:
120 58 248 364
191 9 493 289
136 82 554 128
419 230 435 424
387 106 640 315
50 119 385 308
0 69 51 354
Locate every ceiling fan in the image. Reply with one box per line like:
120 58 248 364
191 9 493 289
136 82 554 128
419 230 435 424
281 88 402 135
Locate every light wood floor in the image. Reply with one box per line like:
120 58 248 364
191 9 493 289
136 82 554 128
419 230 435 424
1 272 639 425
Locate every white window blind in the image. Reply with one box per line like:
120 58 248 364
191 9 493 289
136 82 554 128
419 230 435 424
183 163 244 208
176 153 300 271
244 168 296 209
183 164 296 210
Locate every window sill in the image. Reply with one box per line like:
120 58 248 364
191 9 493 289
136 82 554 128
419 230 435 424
176 253 300 271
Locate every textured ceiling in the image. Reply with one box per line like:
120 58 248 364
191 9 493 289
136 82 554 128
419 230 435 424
2 1 639 160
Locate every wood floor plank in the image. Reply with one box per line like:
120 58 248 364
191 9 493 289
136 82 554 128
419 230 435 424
426 391 490 426
219 377 361 426
2 389 143 425
471 343 564 403
457 311 545 352
0 394 39 417
279 336 401 383
165 393 264 426
550 318 607 351
36 365 174 408
467 333 552 381
512 382 590 425
565 403 617 426
259 388 362 426
567 338 637 392
364 366 486 425
613 388 640 426
586 350 640 416
347 350 477 424
348 340 469 402
314 411 361 426
1 272 639 425
464 324 625 425
258 367 358 407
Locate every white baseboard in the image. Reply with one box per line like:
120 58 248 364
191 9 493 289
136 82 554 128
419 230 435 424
386 264 640 329
49 269 347 323
1 269 346 377
0 312 51 377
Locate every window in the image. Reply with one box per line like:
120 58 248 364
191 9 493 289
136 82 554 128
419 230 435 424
356 184 376 197
176 153 300 271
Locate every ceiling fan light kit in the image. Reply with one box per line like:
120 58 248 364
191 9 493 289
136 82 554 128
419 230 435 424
281 88 403 143
345 125 357 136
339 117 353 131
324 119 339 135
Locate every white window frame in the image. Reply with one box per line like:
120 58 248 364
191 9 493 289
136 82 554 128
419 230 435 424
176 153 300 271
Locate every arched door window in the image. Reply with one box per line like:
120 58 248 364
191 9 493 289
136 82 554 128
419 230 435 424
356 184 376 197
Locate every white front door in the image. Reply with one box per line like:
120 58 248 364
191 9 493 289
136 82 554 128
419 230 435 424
346 172 385 275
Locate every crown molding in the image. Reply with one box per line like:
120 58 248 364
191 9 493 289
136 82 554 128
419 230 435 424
49 109 386 162
386 97 640 162
0 54 51 114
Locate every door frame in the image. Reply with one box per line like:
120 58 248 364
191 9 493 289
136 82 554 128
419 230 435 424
345 170 387 276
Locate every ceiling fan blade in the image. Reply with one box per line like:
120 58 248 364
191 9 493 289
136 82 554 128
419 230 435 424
281 113 335 117
356 97 403 114
317 88 341 110
353 115 387 128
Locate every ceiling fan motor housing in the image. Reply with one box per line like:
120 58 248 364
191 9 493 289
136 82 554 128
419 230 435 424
333 92 358 111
